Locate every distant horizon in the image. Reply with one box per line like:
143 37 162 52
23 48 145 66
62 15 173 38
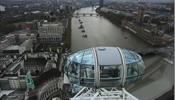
0 0 174 3
104 0 174 3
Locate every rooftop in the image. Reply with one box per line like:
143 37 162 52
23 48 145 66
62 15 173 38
0 90 25 100
3 45 20 51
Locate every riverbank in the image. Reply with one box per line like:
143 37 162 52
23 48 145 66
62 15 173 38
63 18 72 52
96 7 173 47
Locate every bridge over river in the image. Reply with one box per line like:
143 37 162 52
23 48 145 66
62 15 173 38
73 13 99 17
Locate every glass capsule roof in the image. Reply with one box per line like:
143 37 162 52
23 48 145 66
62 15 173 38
65 47 145 87
69 48 95 65
68 47 142 65
122 49 141 64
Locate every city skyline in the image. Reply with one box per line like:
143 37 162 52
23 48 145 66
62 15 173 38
0 0 174 100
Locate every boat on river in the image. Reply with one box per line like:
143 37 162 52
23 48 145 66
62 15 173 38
81 29 85 33
82 34 87 38
79 24 84 29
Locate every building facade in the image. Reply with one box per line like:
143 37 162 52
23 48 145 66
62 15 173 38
38 22 65 43
0 5 5 12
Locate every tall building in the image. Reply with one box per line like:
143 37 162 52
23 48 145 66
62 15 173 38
137 0 145 23
137 6 145 23
99 0 104 8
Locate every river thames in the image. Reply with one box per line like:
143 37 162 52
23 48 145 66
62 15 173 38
71 7 150 52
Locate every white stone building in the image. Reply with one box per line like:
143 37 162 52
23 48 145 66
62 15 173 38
0 5 5 12
38 22 65 43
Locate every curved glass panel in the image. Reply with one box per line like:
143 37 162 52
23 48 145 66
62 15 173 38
65 47 145 87
122 49 145 84
122 49 141 64
126 63 139 84
67 62 80 78
68 48 94 65
137 60 145 76
81 49 95 65
80 65 94 87
66 62 80 84
69 51 84 64
66 48 95 86
127 63 139 77
64 59 70 71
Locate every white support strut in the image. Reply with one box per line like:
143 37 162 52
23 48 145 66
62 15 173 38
71 87 139 100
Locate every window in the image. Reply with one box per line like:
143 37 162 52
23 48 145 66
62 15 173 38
126 63 139 84
68 61 80 78
80 65 94 86
69 51 84 63
80 65 94 78
81 49 94 65
122 49 141 64
137 60 145 75
127 63 139 77
64 59 70 72
99 65 122 87
100 65 121 79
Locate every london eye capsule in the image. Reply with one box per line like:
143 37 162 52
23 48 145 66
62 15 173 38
64 47 145 88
